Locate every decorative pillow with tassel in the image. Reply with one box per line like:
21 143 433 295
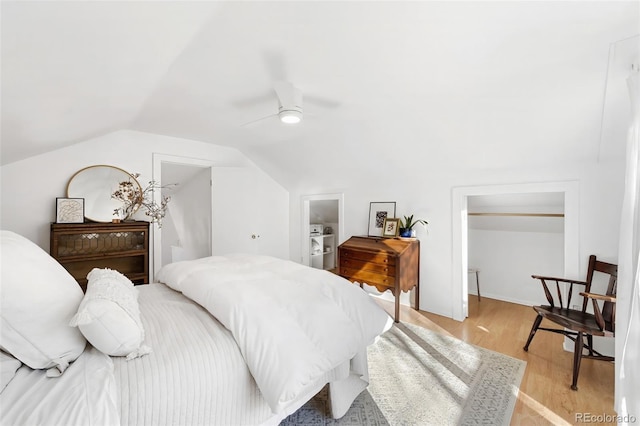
70 268 150 360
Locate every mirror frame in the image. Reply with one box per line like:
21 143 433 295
66 165 142 223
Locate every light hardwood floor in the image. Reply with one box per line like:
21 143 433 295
375 297 615 426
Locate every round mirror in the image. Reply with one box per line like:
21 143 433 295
67 165 142 222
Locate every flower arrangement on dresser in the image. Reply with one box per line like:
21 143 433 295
111 173 174 227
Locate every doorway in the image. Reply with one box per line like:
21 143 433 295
301 193 344 269
451 181 580 321
151 153 214 281
466 192 565 313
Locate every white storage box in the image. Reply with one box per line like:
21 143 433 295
310 224 324 235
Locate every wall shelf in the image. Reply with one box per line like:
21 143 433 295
310 234 336 270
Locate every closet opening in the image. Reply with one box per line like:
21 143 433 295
466 193 565 318
451 181 580 321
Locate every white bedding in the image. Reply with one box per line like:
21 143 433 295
1 284 280 426
114 283 278 426
156 254 393 414
0 345 119 426
1 255 391 426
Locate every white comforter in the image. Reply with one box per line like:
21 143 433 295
156 254 392 413
114 283 278 426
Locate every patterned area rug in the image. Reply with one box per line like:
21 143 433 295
281 322 526 426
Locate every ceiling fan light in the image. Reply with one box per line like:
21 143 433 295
279 109 302 124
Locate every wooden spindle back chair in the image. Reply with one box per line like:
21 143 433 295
523 255 617 390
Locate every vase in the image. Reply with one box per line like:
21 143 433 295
399 228 412 238
118 204 137 221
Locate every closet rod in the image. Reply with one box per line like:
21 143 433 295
468 212 564 218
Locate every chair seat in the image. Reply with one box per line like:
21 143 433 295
533 305 613 336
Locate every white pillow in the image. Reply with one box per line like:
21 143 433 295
0 350 22 392
70 268 150 359
0 230 86 376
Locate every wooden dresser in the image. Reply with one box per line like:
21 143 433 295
50 221 149 291
338 236 420 322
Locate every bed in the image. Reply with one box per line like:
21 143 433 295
0 231 392 425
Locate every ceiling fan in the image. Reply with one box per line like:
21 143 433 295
238 51 341 128
241 81 305 127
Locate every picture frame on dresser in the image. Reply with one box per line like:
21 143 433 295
382 218 400 237
55 197 85 223
368 201 396 237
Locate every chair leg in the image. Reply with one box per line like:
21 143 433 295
587 334 594 356
523 314 543 351
571 332 584 391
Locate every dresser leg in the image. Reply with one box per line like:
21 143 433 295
394 292 400 323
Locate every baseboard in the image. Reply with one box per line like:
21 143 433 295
470 292 533 307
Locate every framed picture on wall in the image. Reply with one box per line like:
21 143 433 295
56 197 85 223
382 217 400 238
368 201 396 237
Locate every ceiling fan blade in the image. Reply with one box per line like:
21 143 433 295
240 113 278 127
274 81 303 109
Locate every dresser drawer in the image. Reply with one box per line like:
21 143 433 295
340 267 395 289
339 248 396 266
340 257 395 276
53 230 146 259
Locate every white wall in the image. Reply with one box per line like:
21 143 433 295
288 160 624 319
468 229 564 305
0 130 290 261
163 168 212 262
211 167 289 258
162 207 180 266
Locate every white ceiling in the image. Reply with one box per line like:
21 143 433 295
2 2 638 187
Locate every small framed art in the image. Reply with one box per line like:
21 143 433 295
382 218 400 238
56 197 85 223
368 201 396 237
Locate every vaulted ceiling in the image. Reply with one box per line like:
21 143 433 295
2 1 638 188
